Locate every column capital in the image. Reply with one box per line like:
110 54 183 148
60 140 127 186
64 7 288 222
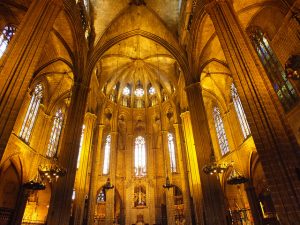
180 110 190 118
84 112 97 121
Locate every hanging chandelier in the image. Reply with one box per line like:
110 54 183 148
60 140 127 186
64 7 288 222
103 178 114 190
23 173 45 191
38 159 66 182
163 176 175 189
227 168 249 185
203 153 228 175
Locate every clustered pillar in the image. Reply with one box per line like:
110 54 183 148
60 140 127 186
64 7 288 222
185 82 227 225
0 0 62 160
206 0 300 223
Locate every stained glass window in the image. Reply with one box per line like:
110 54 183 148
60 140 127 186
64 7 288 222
0 25 16 58
46 109 64 158
134 136 146 177
77 125 86 168
249 29 298 111
102 134 111 175
149 87 155 95
213 106 230 155
231 84 251 139
123 86 130 96
20 84 43 143
97 188 106 203
167 133 177 172
83 0 88 10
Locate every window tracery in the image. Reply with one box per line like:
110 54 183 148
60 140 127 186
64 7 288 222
134 136 146 177
20 84 43 143
102 134 111 175
0 25 16 58
249 29 298 111
231 84 251 139
46 109 64 158
168 133 177 172
213 106 230 155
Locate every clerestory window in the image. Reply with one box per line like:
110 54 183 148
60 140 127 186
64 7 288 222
249 29 298 111
167 133 177 172
102 134 111 175
213 106 230 156
231 84 251 139
0 25 16 58
46 109 64 158
20 84 43 143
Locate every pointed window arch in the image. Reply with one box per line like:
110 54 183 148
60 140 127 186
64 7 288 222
249 29 298 111
102 134 111 175
77 125 86 168
0 25 16 58
134 136 146 177
20 84 43 143
213 106 230 155
46 109 64 157
231 84 251 139
167 133 177 172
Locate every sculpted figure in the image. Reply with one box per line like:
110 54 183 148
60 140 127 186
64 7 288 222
152 116 161 148
118 116 126 150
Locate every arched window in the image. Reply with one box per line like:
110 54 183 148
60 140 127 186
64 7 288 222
249 29 298 111
231 84 251 139
134 136 146 177
77 125 86 168
167 133 177 172
20 84 43 143
46 109 64 158
0 25 16 58
102 134 111 175
213 106 230 155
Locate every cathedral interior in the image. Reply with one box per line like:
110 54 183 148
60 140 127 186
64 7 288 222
0 0 300 225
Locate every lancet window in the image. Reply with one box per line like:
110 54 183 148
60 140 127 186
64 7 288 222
0 25 16 58
249 29 298 111
46 109 64 158
77 125 86 168
102 134 111 175
20 84 43 143
231 84 251 139
134 136 146 177
213 106 230 155
167 133 177 172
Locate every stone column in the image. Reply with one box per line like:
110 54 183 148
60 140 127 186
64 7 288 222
185 83 227 225
245 184 264 225
206 0 300 222
173 123 192 225
180 111 202 225
87 124 105 225
105 131 117 225
10 187 30 225
0 0 62 160
74 112 97 225
47 82 90 225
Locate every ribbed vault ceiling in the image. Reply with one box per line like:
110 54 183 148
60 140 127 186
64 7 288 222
97 36 179 105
